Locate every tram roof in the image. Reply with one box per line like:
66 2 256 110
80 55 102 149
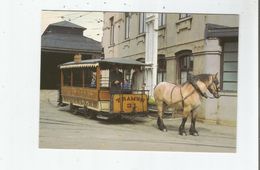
59 57 150 69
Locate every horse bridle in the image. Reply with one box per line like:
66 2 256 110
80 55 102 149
208 78 220 94
189 76 220 99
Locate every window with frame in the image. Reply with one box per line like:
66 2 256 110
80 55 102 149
221 41 238 91
179 13 191 20
157 55 166 83
139 13 146 34
110 17 114 45
176 51 193 84
83 69 97 88
158 13 166 27
83 69 91 87
125 13 130 39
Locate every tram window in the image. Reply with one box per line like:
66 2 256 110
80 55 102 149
72 69 83 87
63 70 71 86
84 69 96 88
90 72 97 88
84 69 91 87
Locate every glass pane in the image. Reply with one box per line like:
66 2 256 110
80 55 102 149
180 13 189 19
223 82 237 91
223 62 238 72
158 13 162 26
181 72 187 84
84 70 92 87
163 73 166 82
143 13 146 32
125 16 130 38
224 42 238 52
189 56 194 70
163 14 166 24
73 69 83 87
157 73 163 83
84 70 97 88
158 13 165 26
182 57 187 68
90 72 97 88
139 13 144 33
223 72 237 81
224 52 238 61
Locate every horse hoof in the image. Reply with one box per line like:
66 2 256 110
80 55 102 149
179 132 187 136
182 133 187 136
194 133 199 136
159 128 167 132
190 132 199 136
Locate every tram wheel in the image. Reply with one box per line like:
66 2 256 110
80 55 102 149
82 107 97 119
69 104 79 115
109 114 122 121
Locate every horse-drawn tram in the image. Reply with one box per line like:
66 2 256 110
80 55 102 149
58 56 149 118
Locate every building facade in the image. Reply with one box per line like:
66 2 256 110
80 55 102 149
102 12 238 125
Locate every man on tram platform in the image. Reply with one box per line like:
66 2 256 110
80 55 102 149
109 66 124 92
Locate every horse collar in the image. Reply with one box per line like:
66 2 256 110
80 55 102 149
190 81 208 99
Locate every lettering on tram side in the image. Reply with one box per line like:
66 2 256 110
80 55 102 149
115 96 145 103
112 94 147 113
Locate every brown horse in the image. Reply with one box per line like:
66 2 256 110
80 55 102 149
154 73 220 136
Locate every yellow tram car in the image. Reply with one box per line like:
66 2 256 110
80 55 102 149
58 56 149 118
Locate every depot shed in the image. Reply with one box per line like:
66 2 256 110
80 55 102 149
41 21 103 89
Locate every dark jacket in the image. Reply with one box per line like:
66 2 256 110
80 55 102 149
109 70 123 92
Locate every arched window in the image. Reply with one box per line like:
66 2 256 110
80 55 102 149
176 50 193 84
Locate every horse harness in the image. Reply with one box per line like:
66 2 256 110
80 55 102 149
189 80 208 99
170 80 208 109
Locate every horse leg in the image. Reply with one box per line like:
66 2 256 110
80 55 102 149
179 107 190 136
157 101 167 132
189 110 199 136
179 117 187 135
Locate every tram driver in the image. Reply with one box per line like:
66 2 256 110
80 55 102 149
109 66 123 92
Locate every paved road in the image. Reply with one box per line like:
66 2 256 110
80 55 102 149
39 90 236 152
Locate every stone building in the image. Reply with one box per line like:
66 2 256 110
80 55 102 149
102 12 238 125
41 21 103 89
